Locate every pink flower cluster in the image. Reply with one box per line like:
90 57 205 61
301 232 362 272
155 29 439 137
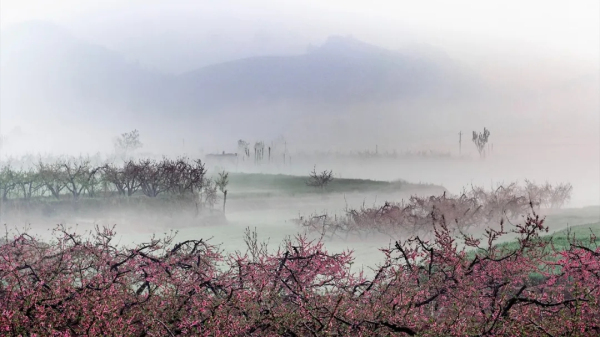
1 213 599 336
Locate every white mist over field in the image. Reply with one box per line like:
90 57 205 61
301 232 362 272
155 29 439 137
1 0 599 266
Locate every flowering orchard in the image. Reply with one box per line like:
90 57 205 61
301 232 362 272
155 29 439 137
1 207 599 336
301 182 573 239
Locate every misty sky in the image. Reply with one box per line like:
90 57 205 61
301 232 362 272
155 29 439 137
0 0 599 206
2 0 598 73
0 1 598 141
1 0 598 151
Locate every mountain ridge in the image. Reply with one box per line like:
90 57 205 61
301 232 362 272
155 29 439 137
0 22 480 135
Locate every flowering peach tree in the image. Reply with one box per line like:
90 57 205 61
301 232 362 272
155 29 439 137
1 211 599 335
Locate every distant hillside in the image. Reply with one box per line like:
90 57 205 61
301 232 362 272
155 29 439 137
1 22 479 121
178 35 478 109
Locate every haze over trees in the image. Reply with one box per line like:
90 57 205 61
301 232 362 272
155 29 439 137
1 19 597 157
0 2 598 336
114 129 143 161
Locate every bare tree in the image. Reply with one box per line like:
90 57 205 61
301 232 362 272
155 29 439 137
161 157 206 197
254 141 265 163
522 180 573 209
37 161 67 200
215 170 229 212
103 160 143 197
472 127 491 158
548 182 573 208
202 179 218 209
103 164 127 196
306 166 334 191
179 159 207 196
0 165 17 201
13 168 44 201
114 129 143 161
137 159 167 198
60 157 101 200
238 140 250 160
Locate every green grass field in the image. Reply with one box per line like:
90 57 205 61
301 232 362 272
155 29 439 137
495 220 600 253
225 173 444 198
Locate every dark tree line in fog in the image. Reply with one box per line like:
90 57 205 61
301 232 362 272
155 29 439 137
0 156 224 209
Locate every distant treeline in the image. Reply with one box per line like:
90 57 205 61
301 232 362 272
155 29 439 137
298 149 455 158
0 156 220 208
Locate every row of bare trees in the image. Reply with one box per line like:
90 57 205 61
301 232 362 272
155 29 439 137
301 181 573 239
103 158 208 199
0 159 101 202
0 157 228 209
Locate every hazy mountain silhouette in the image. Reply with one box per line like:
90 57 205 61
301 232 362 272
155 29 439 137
1 22 479 123
178 35 478 110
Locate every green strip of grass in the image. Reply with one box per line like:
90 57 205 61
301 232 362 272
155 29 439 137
473 221 600 257
226 173 443 196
